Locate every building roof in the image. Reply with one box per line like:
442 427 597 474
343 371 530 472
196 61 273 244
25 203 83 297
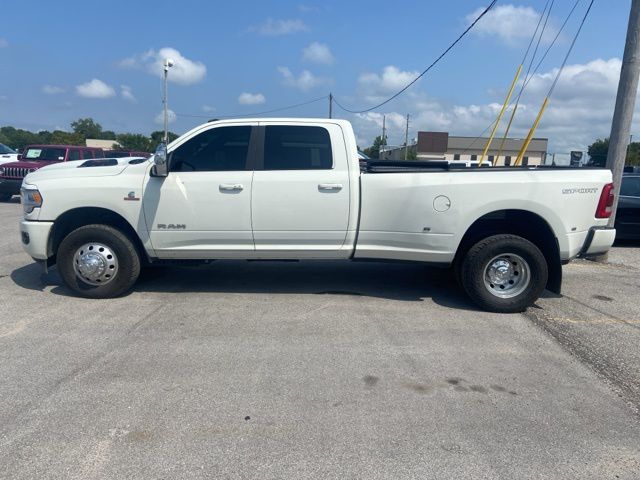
86 139 121 149
447 135 548 152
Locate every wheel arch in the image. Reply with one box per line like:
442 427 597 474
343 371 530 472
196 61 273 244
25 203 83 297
48 207 148 265
453 209 562 294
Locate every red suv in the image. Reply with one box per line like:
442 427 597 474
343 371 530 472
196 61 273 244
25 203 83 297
0 145 104 201
106 150 151 158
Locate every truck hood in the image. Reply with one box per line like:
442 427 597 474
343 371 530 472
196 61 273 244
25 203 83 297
23 157 150 184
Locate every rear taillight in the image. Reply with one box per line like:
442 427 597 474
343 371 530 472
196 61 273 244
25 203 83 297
595 183 615 218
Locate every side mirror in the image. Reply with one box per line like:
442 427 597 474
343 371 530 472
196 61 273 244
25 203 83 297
17 154 22 160
152 143 168 177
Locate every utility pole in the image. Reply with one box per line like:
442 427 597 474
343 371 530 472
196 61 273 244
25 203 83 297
607 0 640 225
329 93 333 119
404 114 410 161
381 115 386 156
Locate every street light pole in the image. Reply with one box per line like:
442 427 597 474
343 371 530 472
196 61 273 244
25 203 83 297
163 58 174 145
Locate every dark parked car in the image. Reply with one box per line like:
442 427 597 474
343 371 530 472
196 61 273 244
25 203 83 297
616 173 640 240
0 145 104 201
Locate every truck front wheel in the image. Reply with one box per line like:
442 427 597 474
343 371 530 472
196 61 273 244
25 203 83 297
57 224 141 298
461 234 548 313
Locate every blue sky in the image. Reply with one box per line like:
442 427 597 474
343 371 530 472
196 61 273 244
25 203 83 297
0 0 632 153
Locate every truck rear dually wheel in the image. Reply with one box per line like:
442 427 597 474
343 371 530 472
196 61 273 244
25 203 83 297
461 234 548 313
57 224 140 298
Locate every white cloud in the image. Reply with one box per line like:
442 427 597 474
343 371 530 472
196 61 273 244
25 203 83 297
352 58 627 155
250 18 308 35
75 79 116 99
0 38 8 48
119 47 206 86
302 42 334 65
238 92 266 105
42 85 65 95
202 105 215 113
154 109 177 125
277 66 331 91
466 4 556 46
120 85 136 103
357 66 419 101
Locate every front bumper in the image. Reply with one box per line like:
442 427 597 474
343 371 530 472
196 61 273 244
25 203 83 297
20 220 53 260
580 226 616 256
0 178 23 195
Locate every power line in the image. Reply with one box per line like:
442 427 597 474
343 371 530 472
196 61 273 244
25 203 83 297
491 0 555 162
547 0 594 97
512 0 595 166
460 0 583 156
175 95 328 120
333 0 498 114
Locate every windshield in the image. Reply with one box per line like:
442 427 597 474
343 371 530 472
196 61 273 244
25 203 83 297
23 147 66 161
0 143 16 155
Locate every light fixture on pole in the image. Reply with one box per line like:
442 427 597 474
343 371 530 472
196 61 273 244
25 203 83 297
162 58 174 145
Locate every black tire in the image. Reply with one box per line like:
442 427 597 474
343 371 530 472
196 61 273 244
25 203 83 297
0 193 12 202
57 224 141 298
460 234 548 313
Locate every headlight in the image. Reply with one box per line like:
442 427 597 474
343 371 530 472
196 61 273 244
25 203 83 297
21 186 43 214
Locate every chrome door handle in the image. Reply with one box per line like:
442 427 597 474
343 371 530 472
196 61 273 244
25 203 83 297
318 183 343 191
219 184 244 192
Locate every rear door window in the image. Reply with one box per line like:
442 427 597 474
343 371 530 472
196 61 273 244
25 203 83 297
68 150 81 161
263 126 333 170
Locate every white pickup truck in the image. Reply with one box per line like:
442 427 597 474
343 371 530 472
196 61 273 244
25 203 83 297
19 118 616 312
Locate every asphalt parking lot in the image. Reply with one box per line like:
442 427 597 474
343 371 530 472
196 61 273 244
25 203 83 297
1 199 639 479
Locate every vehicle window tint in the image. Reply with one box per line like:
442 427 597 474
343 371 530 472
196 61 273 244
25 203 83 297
264 126 332 170
82 149 95 159
94 149 105 158
171 126 251 172
68 150 81 161
620 177 640 197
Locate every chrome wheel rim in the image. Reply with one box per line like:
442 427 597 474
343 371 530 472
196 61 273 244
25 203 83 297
483 253 530 299
73 243 118 286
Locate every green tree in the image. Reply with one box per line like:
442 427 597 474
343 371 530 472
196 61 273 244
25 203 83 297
150 130 179 145
587 138 609 167
363 135 387 159
116 133 153 152
101 130 117 140
50 130 85 145
70 118 105 140
587 137 640 167
0 126 45 150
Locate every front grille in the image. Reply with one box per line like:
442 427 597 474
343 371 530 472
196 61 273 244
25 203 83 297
2 167 31 179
